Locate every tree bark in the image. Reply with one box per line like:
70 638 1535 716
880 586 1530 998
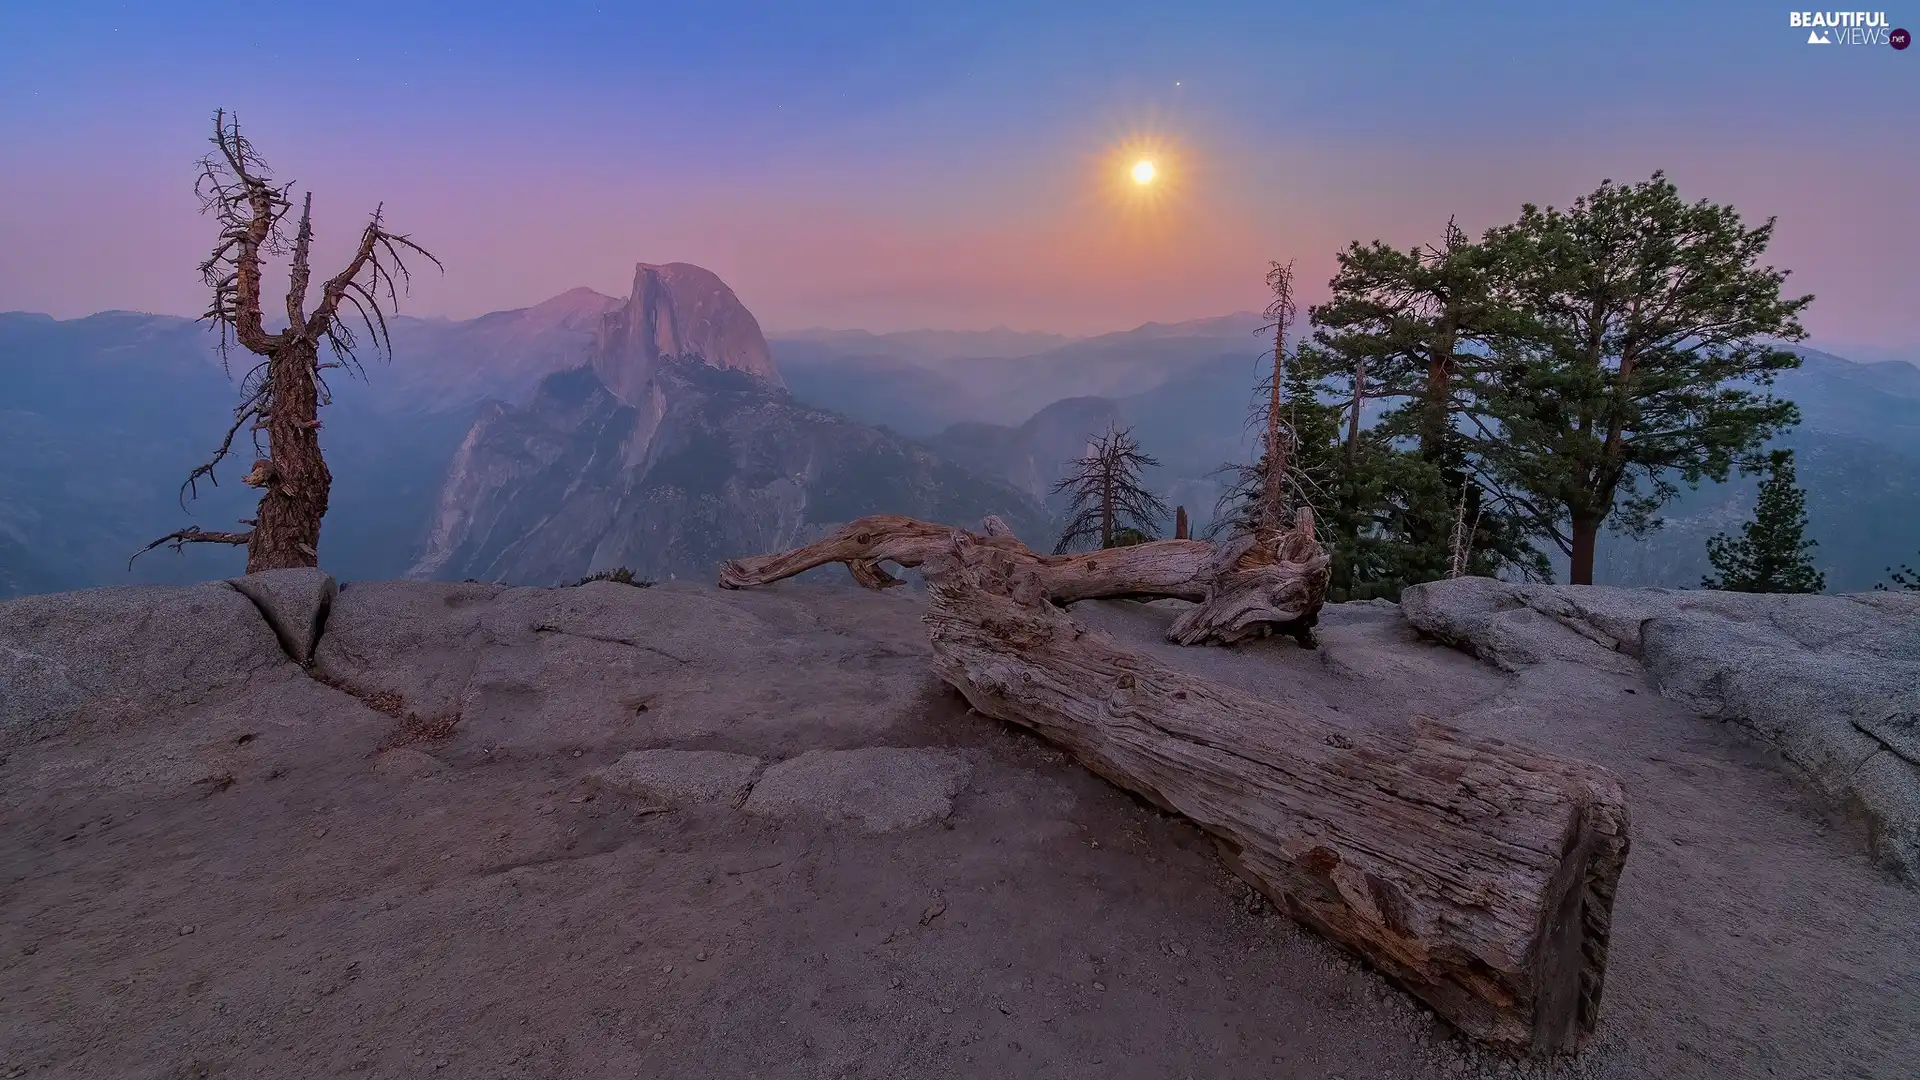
919 532 1630 1054
1265 328 1288 532
1346 353 1367 467
1568 513 1599 586
1100 469 1115 549
245 337 331 572
1420 319 1457 465
718 512 1331 647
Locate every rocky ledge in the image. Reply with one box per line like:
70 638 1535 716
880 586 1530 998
2 573 1917 1078
1400 577 1920 882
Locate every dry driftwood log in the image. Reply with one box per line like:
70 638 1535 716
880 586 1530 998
919 531 1630 1055
718 512 1332 647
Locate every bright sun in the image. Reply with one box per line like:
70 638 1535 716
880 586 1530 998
1131 159 1157 185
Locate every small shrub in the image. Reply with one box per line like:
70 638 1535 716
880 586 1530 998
571 567 655 588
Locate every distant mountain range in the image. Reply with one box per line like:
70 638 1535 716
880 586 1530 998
0 264 1049 594
775 333 1920 592
769 326 1075 363
1573 347 1920 592
410 264 1043 584
1 276 1914 597
776 312 1272 434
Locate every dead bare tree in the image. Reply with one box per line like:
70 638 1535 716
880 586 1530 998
133 109 440 574
1049 425 1171 554
1259 260 1298 533
1208 262 1336 547
1447 483 1484 579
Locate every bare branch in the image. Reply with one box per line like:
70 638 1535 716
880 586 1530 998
285 191 314 328
306 204 443 369
129 526 254 568
179 400 265 508
193 109 292 366
160 109 439 577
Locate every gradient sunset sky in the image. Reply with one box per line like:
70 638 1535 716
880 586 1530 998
2 1 1913 346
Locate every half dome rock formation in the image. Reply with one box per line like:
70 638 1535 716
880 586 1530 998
591 261 783 405
408 261 1043 585
407 360 1047 585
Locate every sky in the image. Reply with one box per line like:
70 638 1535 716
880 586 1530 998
1 1 1914 345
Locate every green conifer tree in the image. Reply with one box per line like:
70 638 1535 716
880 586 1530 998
1477 172 1812 585
1701 449 1825 593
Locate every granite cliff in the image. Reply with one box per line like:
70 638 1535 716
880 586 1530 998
592 261 782 400
411 262 1044 585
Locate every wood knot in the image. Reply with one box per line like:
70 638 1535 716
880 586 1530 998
1300 845 1341 876
242 458 277 487
1115 674 1136 691
853 532 870 545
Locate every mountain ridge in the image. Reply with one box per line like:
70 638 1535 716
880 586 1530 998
410 357 1048 585
3 289 1915 596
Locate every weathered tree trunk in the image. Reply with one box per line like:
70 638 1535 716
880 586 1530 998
1568 513 1600 586
1345 353 1367 468
718 511 1331 647
919 532 1629 1054
245 337 331 571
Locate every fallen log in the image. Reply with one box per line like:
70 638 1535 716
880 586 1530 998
919 531 1630 1056
718 512 1332 647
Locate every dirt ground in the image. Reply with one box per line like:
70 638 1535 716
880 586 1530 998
2 581 1916 1079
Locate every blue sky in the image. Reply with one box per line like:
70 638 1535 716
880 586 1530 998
1 1 1913 343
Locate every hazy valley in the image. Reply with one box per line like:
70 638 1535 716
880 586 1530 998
2 264 1916 597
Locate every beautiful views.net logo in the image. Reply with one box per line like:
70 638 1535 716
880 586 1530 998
1789 10 1905 45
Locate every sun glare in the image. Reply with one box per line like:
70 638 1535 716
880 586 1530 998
1087 125 1192 240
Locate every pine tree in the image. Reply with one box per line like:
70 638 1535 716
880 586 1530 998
1477 172 1812 585
1701 449 1824 593
1306 219 1548 588
1050 426 1171 554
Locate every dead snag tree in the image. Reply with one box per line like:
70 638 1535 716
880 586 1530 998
1258 260 1298 534
134 109 439 574
1213 260 1334 548
1050 425 1171 554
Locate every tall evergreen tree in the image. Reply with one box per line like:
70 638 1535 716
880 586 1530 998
1476 172 1813 585
1305 220 1549 591
1051 426 1170 554
1311 218 1519 468
1700 449 1824 593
